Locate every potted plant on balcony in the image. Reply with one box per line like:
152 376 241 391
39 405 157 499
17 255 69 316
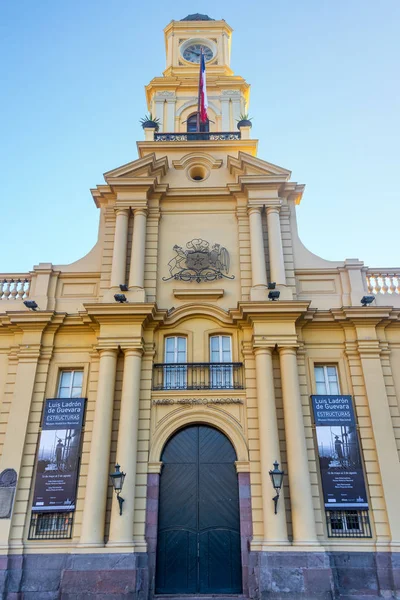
236 113 253 130
140 113 161 132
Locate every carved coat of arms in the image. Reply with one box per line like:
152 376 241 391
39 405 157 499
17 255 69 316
163 239 235 283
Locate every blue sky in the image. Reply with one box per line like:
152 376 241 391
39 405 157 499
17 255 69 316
1 0 399 272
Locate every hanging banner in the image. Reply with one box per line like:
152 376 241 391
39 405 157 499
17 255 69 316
311 395 368 509
32 398 86 512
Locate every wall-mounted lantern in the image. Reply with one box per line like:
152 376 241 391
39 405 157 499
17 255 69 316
269 460 284 514
109 463 126 515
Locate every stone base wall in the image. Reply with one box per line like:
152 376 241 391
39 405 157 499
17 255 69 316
251 551 400 600
0 552 148 599
0 550 400 599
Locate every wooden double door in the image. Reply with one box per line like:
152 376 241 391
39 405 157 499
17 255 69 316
155 425 242 594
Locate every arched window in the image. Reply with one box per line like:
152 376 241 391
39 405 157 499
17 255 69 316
186 113 209 133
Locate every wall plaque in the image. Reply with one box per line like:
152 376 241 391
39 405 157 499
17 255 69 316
0 469 17 519
152 398 243 405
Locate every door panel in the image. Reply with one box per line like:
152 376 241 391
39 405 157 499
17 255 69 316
155 425 242 594
199 529 242 594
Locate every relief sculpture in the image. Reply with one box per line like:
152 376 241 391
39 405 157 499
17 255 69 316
162 238 235 283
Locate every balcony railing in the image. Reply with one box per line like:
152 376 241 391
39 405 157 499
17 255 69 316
366 269 400 295
154 132 241 142
0 276 31 300
153 362 244 391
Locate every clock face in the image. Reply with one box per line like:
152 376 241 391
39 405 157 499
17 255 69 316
182 44 214 64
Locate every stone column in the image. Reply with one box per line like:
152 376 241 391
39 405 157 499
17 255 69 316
0 347 41 547
154 97 164 132
248 207 268 297
231 97 241 126
221 96 230 130
128 208 147 297
80 348 118 546
110 208 129 288
108 348 142 546
359 346 400 540
279 347 318 544
165 95 176 132
266 206 286 285
254 348 288 543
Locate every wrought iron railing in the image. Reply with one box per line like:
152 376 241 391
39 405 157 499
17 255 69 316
154 132 241 142
153 362 244 390
326 510 371 538
28 511 73 540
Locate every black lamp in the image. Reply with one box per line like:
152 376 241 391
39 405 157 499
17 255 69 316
109 463 126 515
268 290 280 301
269 460 284 514
361 295 375 307
23 300 38 311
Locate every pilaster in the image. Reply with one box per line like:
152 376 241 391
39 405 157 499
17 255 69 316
108 347 143 548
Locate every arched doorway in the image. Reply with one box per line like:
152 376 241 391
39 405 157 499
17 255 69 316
155 425 242 594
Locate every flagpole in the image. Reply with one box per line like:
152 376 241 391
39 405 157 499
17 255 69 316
197 48 203 133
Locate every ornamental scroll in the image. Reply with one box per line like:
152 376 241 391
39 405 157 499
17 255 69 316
163 238 235 283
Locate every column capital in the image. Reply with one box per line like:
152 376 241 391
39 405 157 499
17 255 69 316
278 345 298 356
247 205 263 216
115 208 130 217
253 346 274 356
148 461 163 474
266 205 281 215
235 460 251 473
133 207 148 217
122 347 143 358
97 347 119 358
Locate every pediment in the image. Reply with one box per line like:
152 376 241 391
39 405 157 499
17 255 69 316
228 152 291 179
103 153 168 182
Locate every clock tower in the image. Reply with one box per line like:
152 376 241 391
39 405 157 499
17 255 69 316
145 14 250 132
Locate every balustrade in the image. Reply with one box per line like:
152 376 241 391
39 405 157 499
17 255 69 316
154 132 241 142
0 276 30 300
367 271 400 295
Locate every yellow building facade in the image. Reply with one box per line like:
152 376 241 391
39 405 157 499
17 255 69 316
1 14 400 600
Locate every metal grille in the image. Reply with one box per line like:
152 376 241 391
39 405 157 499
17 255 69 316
154 132 241 141
326 510 371 538
153 362 244 390
28 512 73 540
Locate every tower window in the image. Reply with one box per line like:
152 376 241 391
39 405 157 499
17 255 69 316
187 113 209 133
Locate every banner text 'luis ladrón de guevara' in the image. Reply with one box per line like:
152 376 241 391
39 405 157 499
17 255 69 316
32 398 86 512
311 395 368 509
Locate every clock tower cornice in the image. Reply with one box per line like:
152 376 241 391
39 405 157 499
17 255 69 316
163 18 233 38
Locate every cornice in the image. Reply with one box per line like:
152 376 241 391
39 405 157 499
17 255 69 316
104 154 168 180
0 311 64 333
81 303 167 327
137 139 258 159
231 301 311 325
331 306 399 325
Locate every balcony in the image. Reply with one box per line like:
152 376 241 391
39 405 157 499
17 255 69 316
152 362 244 391
154 132 241 142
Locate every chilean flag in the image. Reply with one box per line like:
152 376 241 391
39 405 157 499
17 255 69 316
199 51 208 123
